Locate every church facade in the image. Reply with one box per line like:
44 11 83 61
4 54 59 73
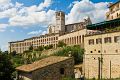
9 11 92 54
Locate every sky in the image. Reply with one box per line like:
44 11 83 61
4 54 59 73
0 0 117 51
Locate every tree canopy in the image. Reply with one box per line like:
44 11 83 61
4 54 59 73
57 41 66 47
53 45 84 64
0 52 15 80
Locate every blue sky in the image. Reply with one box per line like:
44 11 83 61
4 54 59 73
0 0 116 51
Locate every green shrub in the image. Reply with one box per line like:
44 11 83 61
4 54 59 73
57 41 66 47
53 45 84 64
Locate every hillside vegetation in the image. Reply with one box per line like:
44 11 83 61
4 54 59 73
10 41 84 67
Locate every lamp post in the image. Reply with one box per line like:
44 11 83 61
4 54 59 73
98 54 103 80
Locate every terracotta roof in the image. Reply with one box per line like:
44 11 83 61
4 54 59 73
16 56 71 72
74 64 83 68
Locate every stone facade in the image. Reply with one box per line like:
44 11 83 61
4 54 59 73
58 29 95 48
9 33 59 53
65 17 92 33
47 11 92 34
55 11 65 33
59 29 87 48
48 24 56 34
16 56 74 80
84 31 120 79
106 1 120 20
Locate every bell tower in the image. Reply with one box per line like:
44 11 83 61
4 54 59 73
55 11 65 33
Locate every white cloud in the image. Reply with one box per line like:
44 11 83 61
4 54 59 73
0 24 8 32
28 30 42 35
66 0 109 24
0 0 54 27
9 10 55 27
42 31 47 35
0 0 53 27
10 29 15 32
0 8 17 18
38 0 52 11
28 30 47 35
0 0 14 11
26 5 38 12
0 0 11 4
0 0 110 30
15 2 24 8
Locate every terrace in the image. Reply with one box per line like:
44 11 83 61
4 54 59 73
86 18 120 36
87 18 120 31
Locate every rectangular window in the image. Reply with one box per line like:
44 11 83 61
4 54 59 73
88 39 94 45
104 37 111 43
57 12 60 16
56 37 58 40
96 38 102 44
54 37 56 40
114 36 120 43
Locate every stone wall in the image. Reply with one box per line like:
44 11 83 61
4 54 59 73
84 31 120 79
18 58 74 80
32 58 74 80
58 29 87 48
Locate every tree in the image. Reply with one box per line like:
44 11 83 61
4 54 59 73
10 51 16 56
53 45 84 64
3 51 9 54
23 50 30 53
0 52 15 80
38 46 44 51
44 46 49 50
29 45 33 51
0 49 2 53
48 45 53 49
57 41 66 47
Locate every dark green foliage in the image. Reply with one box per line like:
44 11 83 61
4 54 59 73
29 45 33 51
44 46 49 50
57 41 66 47
53 45 84 64
2 51 9 54
0 52 15 80
48 44 53 49
23 50 31 53
10 50 17 56
12 54 25 67
37 46 44 51
44 45 53 50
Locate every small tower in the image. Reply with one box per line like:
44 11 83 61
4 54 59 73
48 24 55 34
55 11 65 33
